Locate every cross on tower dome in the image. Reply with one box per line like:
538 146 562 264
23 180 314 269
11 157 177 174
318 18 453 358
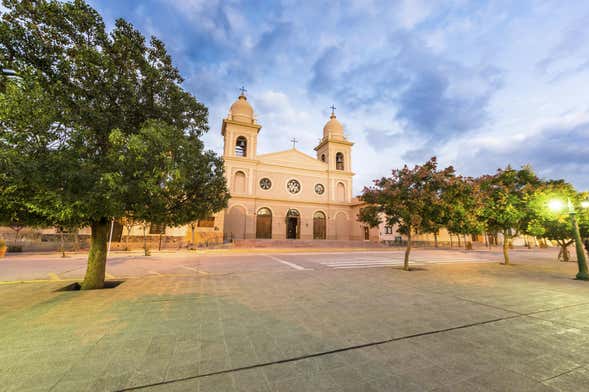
329 104 336 117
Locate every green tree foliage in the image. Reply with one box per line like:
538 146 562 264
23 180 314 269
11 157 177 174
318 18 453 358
478 165 541 265
0 0 229 289
528 181 588 262
444 176 484 249
359 157 455 271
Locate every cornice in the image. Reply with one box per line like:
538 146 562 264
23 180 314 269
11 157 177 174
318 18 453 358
314 138 354 151
221 118 262 136
224 158 355 176
229 194 356 207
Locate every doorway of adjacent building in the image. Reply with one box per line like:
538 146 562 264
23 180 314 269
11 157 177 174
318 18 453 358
286 209 300 239
256 207 272 239
313 211 326 239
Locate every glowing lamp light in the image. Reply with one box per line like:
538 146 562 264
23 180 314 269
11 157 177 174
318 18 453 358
581 200 589 209
548 199 565 212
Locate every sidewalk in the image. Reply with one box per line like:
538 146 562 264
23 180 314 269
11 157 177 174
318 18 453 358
1 257 588 391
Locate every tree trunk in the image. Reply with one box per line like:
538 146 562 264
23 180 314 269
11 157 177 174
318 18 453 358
559 243 570 262
449 234 453 248
191 224 196 249
12 227 21 245
434 232 438 248
502 233 510 265
463 234 468 249
125 226 131 251
403 230 412 271
81 218 109 290
143 224 149 256
60 231 66 257
73 230 80 252
457 234 461 247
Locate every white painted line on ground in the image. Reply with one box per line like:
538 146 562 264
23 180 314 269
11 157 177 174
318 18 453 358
181 265 208 275
320 257 498 269
322 259 403 263
147 270 162 275
322 261 405 266
334 263 425 269
105 273 116 279
267 256 312 271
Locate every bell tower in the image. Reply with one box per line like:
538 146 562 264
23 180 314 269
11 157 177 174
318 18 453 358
221 88 262 160
314 106 353 172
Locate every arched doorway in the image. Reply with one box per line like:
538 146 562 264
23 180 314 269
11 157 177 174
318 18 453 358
256 208 272 239
225 205 246 240
313 211 326 239
286 209 300 239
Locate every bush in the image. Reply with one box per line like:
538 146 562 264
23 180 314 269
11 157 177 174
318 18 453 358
7 245 23 252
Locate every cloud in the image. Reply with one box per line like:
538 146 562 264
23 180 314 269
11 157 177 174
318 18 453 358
364 128 402 152
537 12 589 74
308 31 504 143
453 119 589 190
78 0 589 193
308 46 345 95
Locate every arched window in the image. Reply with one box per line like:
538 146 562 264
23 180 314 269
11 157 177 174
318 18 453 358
256 208 272 239
235 136 247 157
336 152 344 170
321 154 326 162
258 207 272 215
336 182 346 201
233 171 246 193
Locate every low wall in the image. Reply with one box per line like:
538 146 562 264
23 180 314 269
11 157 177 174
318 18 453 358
0 233 224 252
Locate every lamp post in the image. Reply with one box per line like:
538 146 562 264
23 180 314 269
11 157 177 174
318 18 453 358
550 198 589 280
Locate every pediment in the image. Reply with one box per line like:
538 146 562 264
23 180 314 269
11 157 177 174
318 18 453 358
258 149 327 171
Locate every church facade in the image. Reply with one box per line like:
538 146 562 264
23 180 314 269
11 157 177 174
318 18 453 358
221 92 377 241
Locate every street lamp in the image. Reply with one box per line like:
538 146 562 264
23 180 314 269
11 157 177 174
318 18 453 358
549 197 589 280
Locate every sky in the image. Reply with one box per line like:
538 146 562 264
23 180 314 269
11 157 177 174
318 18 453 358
87 0 589 194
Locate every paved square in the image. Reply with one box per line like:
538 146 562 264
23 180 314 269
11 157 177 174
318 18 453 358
1 248 589 391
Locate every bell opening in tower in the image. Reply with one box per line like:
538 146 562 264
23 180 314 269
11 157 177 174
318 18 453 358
336 152 344 170
235 136 247 157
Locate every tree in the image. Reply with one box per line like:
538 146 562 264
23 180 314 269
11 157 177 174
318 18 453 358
421 191 448 248
444 176 483 250
527 181 588 262
478 165 541 265
359 157 455 270
0 0 229 289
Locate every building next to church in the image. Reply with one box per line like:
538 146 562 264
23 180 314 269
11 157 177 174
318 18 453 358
221 91 378 242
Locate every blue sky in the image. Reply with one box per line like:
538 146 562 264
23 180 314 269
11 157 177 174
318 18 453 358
88 0 589 193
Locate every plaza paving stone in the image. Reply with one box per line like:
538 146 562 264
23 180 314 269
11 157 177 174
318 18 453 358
1 252 589 391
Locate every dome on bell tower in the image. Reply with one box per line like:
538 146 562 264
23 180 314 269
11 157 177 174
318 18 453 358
229 93 254 123
323 112 344 139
